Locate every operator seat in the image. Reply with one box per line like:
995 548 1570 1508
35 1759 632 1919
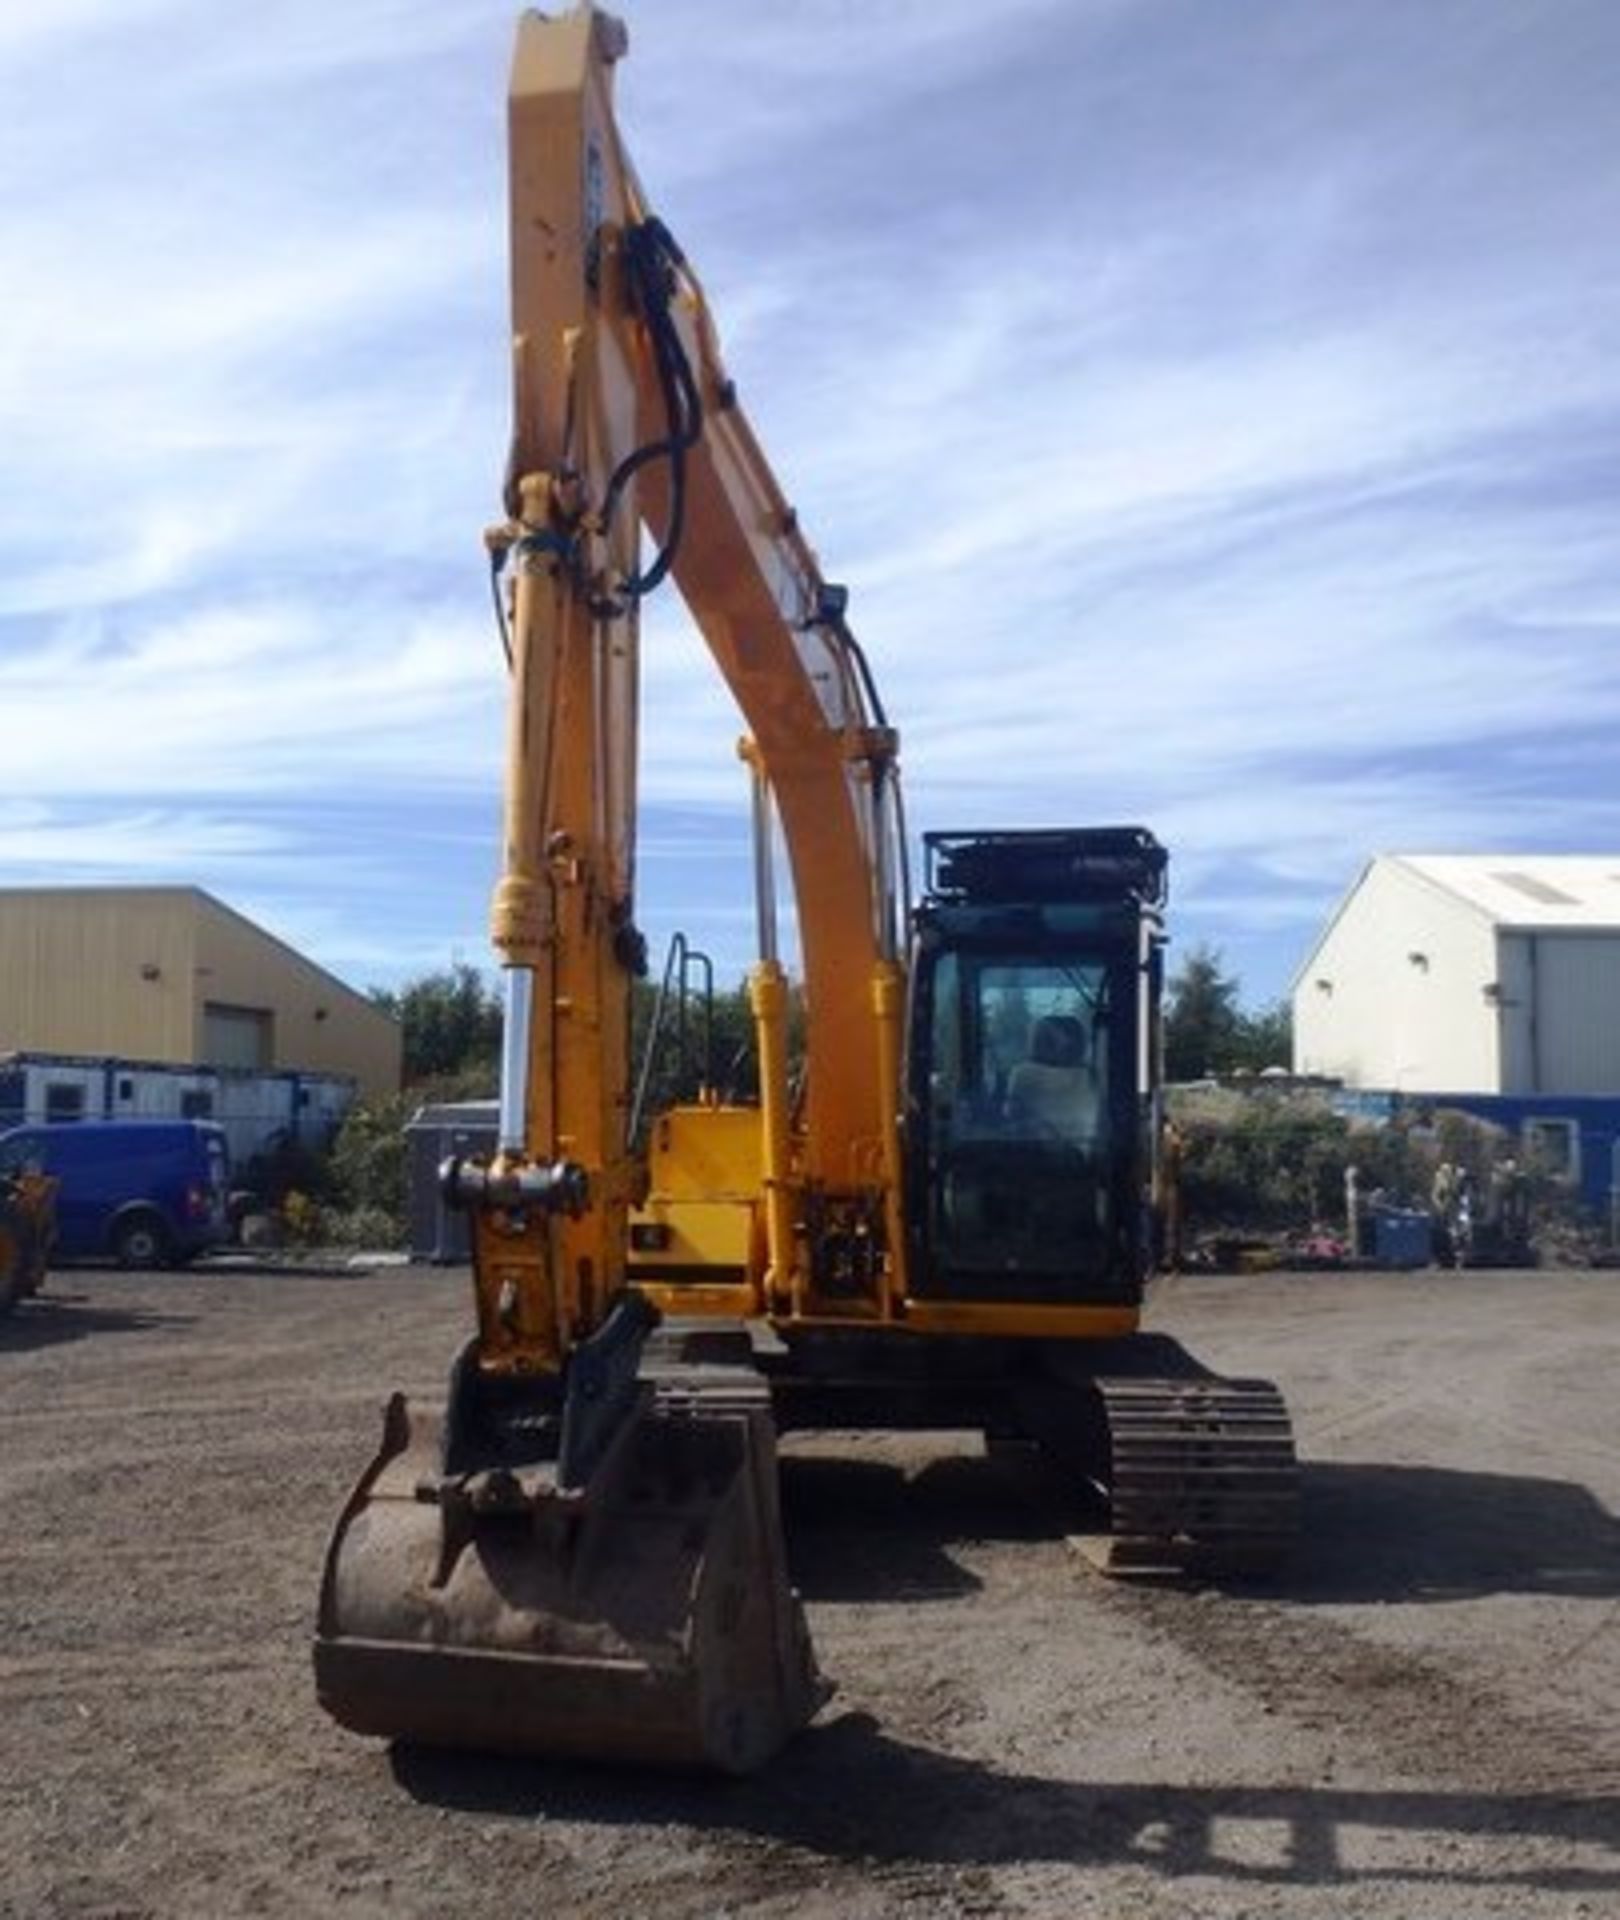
1006 1015 1099 1144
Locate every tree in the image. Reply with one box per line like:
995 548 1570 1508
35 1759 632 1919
369 963 503 1086
328 1090 413 1225
1164 947 1295 1080
1229 998 1293 1074
1164 945 1244 1081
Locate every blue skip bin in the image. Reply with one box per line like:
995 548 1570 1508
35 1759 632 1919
1372 1207 1433 1269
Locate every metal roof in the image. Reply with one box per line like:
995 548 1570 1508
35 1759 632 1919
1392 855 1620 929
1291 853 1620 991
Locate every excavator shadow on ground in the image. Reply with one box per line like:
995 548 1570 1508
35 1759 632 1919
393 1716 1618 1901
1280 1460 1620 1605
776 1443 1081 1603
776 1445 1620 1608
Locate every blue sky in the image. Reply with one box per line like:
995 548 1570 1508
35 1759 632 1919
3 0 1618 1008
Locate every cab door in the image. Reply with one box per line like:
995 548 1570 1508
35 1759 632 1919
909 945 1138 1303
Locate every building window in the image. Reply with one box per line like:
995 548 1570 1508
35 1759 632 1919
1523 1117 1580 1184
181 1089 215 1120
44 1082 86 1122
118 1077 136 1101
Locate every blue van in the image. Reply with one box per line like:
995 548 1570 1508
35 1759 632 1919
0 1120 230 1268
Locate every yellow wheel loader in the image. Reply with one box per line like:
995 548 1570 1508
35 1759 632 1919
315 5 1297 1773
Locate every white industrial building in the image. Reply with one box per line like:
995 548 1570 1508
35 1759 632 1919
1293 855 1620 1095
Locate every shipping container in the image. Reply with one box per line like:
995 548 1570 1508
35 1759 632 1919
0 1051 357 1169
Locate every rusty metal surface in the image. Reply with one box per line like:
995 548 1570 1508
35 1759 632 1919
315 1362 825 1772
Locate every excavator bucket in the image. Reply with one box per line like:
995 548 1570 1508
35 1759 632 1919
314 1353 825 1773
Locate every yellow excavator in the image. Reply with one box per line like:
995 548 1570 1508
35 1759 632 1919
315 5 1297 1772
0 1168 56 1316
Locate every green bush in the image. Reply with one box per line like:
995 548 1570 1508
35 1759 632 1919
1168 1087 1559 1244
322 1204 408 1251
1172 1090 1435 1235
1174 1099 1362 1231
327 1092 413 1229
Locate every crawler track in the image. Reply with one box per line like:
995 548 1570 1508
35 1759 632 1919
1090 1373 1299 1575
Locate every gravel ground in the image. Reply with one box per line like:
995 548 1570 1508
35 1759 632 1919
2 1263 1616 1918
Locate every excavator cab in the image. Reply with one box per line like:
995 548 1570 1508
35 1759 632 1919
905 829 1166 1307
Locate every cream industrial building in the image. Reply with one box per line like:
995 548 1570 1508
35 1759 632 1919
0 887 400 1099
1293 855 1620 1096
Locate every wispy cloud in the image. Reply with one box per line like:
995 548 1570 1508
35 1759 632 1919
0 803 287 869
0 601 500 797
3 0 1618 1004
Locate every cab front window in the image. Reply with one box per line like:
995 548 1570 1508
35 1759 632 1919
920 948 1130 1298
